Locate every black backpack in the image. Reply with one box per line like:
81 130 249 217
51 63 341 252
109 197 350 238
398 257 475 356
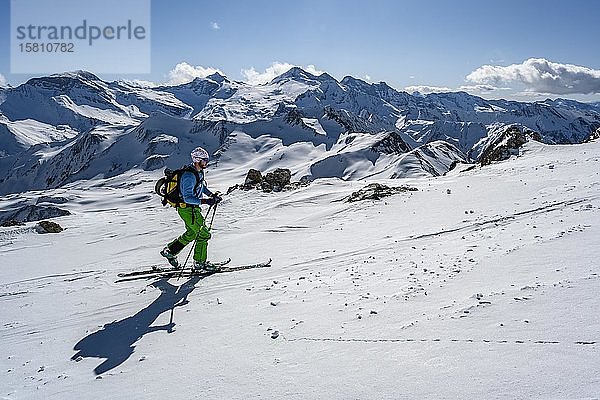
154 166 201 207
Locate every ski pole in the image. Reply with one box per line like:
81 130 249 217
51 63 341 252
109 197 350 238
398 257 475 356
207 202 218 230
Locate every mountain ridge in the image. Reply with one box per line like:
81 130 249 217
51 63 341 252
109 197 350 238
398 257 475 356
1 67 599 195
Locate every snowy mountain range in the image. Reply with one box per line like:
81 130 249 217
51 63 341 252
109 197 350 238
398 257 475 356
1 68 599 194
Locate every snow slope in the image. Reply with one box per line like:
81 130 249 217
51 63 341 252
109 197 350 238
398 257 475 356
0 117 79 158
1 138 599 399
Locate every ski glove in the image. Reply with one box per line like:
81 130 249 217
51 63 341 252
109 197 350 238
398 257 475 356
212 193 223 204
201 193 222 206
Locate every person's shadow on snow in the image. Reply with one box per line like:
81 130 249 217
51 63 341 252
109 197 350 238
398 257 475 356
72 275 202 375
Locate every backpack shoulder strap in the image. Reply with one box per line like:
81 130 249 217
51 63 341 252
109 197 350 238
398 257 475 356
177 165 201 195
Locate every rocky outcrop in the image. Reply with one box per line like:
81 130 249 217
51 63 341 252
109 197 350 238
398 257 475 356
371 131 411 154
244 169 263 186
1 219 25 227
35 220 64 234
36 196 69 205
478 125 542 166
586 127 600 142
263 169 292 191
346 183 418 202
228 168 309 194
0 204 71 225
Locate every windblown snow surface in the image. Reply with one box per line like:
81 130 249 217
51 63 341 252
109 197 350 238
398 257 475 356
1 140 599 399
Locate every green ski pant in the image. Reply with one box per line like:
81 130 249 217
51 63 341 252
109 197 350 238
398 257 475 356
169 207 211 263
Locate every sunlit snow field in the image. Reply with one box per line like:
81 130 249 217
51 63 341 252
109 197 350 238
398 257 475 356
1 140 599 399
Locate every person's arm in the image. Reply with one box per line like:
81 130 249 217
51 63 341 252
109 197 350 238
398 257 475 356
201 185 213 197
180 172 201 205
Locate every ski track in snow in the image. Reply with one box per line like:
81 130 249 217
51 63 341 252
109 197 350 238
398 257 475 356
1 141 600 399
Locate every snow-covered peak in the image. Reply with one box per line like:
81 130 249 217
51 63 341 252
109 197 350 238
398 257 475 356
270 67 322 85
315 72 338 83
539 97 600 112
162 72 240 93
205 72 229 84
49 70 101 81
22 70 106 95
340 76 381 92
2 66 600 195
340 75 367 86
424 91 486 107
25 71 107 95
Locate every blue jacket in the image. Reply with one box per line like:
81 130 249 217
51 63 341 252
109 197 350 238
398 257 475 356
179 166 212 206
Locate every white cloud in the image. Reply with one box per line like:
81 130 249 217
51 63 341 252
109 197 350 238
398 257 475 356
458 84 504 92
404 85 452 94
167 62 223 85
241 62 294 85
211 22 220 30
304 64 324 76
466 58 600 95
0 73 7 87
364 74 372 82
241 62 324 85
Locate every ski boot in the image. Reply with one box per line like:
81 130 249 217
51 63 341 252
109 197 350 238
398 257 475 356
192 260 220 273
160 247 180 269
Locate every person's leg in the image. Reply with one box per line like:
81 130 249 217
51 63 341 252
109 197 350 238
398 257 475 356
175 207 203 244
165 238 184 255
164 207 196 256
193 223 212 263
162 207 201 264
161 209 195 267
176 207 211 264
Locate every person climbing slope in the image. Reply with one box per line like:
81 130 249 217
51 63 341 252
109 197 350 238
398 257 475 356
159 146 222 271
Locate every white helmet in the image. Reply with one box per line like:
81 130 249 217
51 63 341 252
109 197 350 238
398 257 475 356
191 146 209 163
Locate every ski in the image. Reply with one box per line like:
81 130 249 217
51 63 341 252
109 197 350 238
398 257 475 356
116 258 271 282
115 259 271 282
179 258 272 276
117 258 232 278
117 265 175 278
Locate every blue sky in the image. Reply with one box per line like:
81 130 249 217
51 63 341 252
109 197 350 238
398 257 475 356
2 0 600 101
